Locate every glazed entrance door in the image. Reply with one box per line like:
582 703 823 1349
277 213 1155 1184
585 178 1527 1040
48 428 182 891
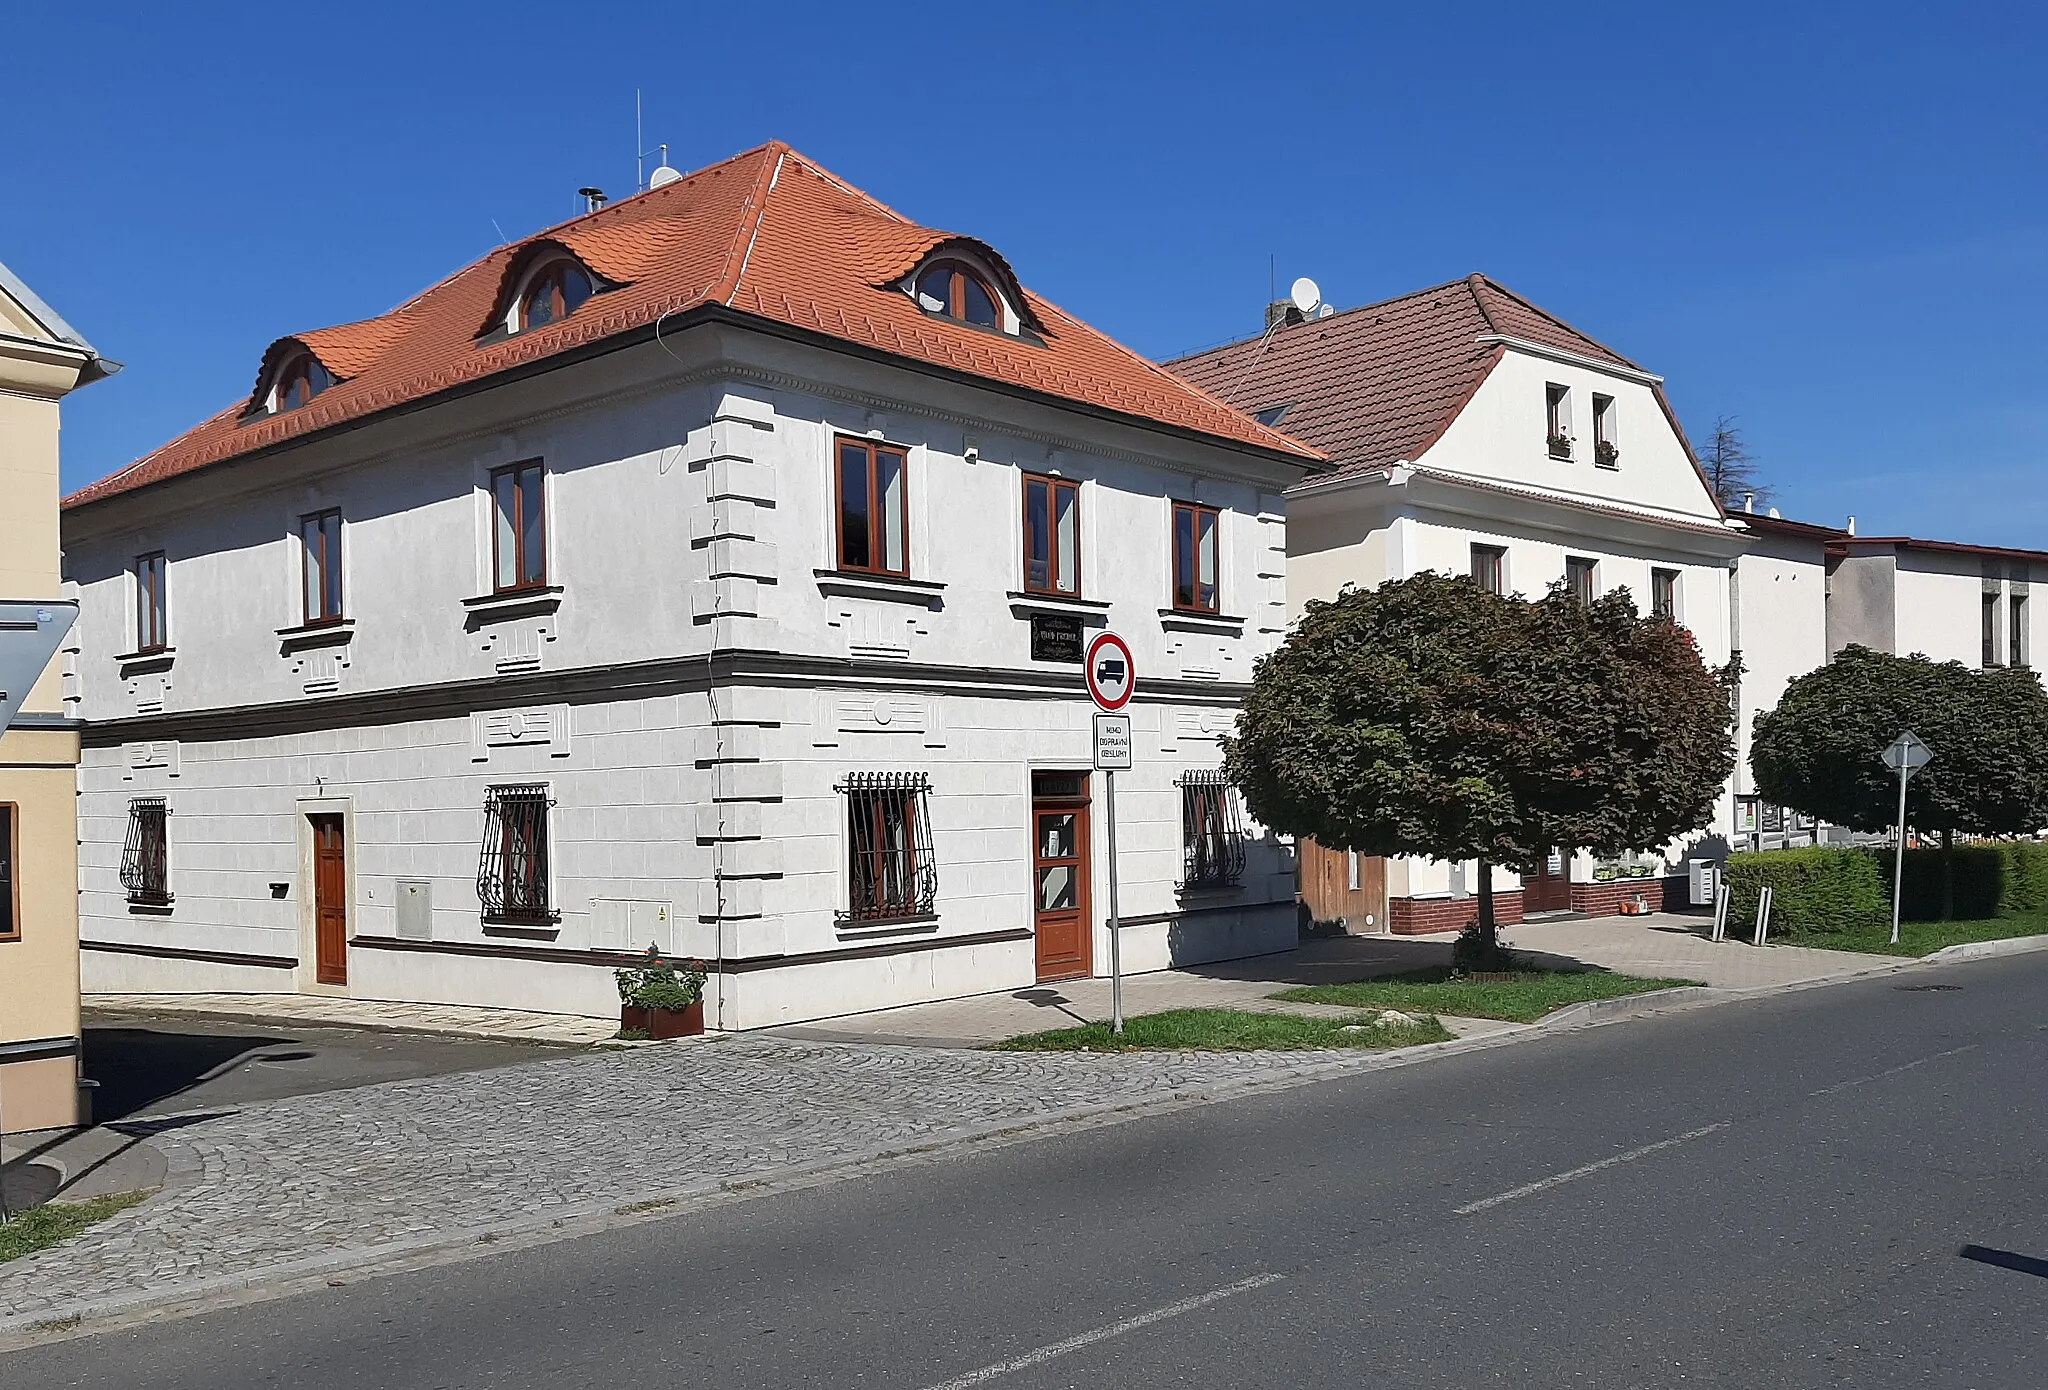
1030 772 1092 982
1524 848 1573 914
311 814 348 985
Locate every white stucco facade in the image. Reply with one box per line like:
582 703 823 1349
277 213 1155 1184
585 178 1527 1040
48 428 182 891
64 321 1308 1028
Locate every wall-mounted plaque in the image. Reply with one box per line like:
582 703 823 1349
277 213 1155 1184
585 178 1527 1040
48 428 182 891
1030 613 1084 663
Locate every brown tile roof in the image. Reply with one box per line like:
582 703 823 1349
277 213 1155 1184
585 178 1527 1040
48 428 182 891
1166 274 1699 488
69 143 1319 509
1832 534 2048 566
1739 513 1848 543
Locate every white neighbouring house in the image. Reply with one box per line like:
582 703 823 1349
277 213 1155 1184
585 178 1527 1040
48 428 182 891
1172 276 1750 931
61 143 1322 1028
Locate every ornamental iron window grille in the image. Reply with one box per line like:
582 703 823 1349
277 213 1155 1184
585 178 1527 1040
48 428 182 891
1180 769 1247 890
839 772 937 922
121 797 172 906
478 784 558 925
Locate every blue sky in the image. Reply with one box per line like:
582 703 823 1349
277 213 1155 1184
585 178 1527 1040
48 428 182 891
7 2 2044 542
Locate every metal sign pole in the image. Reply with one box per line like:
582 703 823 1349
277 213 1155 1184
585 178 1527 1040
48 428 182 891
1891 762 1911 947
1105 768 1123 1035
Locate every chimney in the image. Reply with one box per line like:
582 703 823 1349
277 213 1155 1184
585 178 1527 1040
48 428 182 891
1847 515 1856 536
578 186 609 213
1742 492 1755 514
1265 301 1305 332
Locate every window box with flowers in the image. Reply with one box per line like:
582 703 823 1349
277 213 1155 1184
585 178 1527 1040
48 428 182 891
1546 432 1575 461
1594 439 1620 468
615 948 708 1039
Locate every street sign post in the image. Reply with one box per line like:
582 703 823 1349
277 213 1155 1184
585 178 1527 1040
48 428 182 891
1881 731 1934 946
1085 633 1136 1034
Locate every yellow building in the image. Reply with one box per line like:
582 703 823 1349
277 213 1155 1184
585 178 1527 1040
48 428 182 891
1 260 115 1134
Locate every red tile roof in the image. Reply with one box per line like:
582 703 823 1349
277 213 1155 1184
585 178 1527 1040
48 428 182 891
69 143 1319 509
1166 275 1713 504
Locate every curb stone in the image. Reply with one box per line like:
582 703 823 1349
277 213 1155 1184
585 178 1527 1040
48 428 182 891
1923 933 2048 964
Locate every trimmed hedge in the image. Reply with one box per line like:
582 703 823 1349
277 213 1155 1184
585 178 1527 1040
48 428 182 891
1862 841 2048 921
1723 847 1890 937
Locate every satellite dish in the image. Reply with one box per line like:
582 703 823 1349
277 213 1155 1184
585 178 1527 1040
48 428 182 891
1289 276 1322 314
1316 303 1335 319
648 165 684 189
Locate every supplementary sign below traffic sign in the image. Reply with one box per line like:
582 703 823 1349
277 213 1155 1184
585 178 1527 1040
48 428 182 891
1093 713 1133 770
1882 731 1933 774
1084 631 1135 711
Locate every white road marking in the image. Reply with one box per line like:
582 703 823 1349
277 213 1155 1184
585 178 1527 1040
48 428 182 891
914 1272 1285 1389
1453 1123 1729 1216
1808 1044 1978 1097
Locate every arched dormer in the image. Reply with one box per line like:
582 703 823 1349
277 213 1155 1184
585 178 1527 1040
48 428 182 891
246 343 338 418
480 243 610 341
894 241 1042 340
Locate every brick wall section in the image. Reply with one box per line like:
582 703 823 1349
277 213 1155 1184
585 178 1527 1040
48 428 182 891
1570 876 1690 917
1387 891 1524 935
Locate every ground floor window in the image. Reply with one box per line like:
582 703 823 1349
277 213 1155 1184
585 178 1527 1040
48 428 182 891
840 772 937 922
0 803 17 939
1181 769 1248 890
120 797 171 906
478 784 557 925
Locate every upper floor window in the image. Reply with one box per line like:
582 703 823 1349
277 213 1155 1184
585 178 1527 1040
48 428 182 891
913 259 1002 330
1545 383 1573 459
120 797 171 908
2012 593 2030 669
1651 568 1680 622
1592 393 1619 467
0 803 17 941
1983 593 2002 668
518 259 596 332
300 510 343 624
835 437 909 577
135 551 168 653
1565 556 1598 604
1251 402 1294 428
1171 502 1220 614
1023 474 1081 596
273 354 334 414
1471 544 1506 596
491 462 548 593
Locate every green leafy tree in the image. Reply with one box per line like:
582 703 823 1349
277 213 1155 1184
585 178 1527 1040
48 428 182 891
1227 573 1738 960
1750 646 2048 917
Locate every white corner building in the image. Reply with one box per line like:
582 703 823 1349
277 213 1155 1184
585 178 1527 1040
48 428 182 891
61 144 1320 1028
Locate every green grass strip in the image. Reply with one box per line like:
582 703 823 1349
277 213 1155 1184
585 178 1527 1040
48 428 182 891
0 1191 150 1265
990 1007 1454 1053
1780 916 2048 958
1274 969 1700 1024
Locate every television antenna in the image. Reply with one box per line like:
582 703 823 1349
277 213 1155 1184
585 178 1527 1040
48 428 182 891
635 90 677 191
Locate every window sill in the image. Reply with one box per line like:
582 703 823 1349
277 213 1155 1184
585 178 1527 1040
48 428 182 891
463 586 564 625
1007 590 1112 618
1593 460 1620 471
1177 882 1246 901
126 898 175 915
814 571 946 608
276 618 356 653
115 647 176 676
482 919 562 940
1158 608 1247 636
835 911 941 931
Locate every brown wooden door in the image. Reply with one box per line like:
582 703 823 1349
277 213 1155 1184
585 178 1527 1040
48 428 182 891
1298 839 1387 931
312 814 348 985
1031 772 1092 982
1524 848 1573 914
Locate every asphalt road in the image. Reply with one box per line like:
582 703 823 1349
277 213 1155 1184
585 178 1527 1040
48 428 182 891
11 954 2046 1388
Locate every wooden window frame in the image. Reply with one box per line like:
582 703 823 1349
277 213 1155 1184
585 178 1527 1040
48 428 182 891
2012 593 2030 669
477 785 558 926
1651 568 1680 622
273 354 332 414
840 772 938 923
0 803 18 942
490 461 549 594
300 509 344 625
1170 501 1222 615
833 437 912 578
1470 544 1506 596
914 259 1002 329
1545 383 1573 458
135 551 168 653
1591 392 1619 467
1022 474 1083 597
1565 556 1598 604
518 260 595 332
1983 592 2002 668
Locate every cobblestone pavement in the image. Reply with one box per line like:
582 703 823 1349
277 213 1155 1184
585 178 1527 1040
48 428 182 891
82 993 619 1045
0 1035 1408 1326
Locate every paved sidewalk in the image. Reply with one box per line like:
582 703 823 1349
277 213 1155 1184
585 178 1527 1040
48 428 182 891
0 1036 1447 1333
769 914 1904 1047
83 993 618 1046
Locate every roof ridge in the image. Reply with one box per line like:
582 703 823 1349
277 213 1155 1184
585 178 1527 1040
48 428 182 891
1468 274 1642 370
778 146 915 225
1465 272 1501 333
1163 274 1487 364
716 144 790 307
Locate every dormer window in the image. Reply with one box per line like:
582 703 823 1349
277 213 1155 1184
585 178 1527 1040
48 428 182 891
914 259 1002 330
272 354 333 414
517 259 596 332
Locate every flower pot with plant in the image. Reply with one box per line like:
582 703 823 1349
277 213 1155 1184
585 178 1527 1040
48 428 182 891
615 947 708 1039
1547 431 1575 460
1594 439 1620 468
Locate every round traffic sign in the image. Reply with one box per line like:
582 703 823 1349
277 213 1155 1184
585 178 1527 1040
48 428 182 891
1084 631 1136 711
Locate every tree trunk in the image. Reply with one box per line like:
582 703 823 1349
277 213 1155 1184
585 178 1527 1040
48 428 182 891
1940 827 1955 922
1474 858 1496 951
